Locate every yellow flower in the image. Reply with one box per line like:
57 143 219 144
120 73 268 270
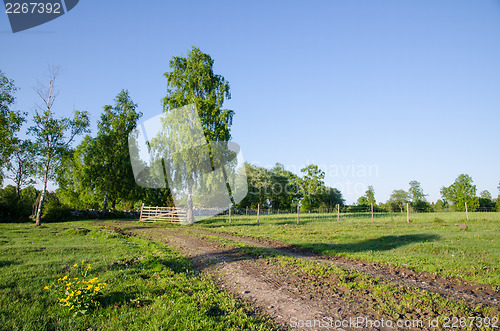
94 287 100 292
88 278 98 283
61 275 68 281
66 282 72 287
69 305 74 310
73 263 78 268
76 290 81 295
43 286 49 290
81 259 85 265
86 264 91 270
86 284 93 290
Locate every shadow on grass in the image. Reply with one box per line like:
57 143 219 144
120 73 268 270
187 234 441 271
0 260 20 268
301 234 441 254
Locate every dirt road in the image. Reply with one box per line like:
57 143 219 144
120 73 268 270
110 222 500 330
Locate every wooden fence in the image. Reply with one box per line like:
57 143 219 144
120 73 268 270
139 204 187 223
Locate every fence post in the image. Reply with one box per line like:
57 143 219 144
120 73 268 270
139 203 144 222
229 205 231 223
337 204 340 222
297 204 300 225
257 203 260 225
371 203 374 221
407 203 410 223
246 206 248 215
465 202 469 221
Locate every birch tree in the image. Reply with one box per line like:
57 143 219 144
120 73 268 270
29 66 90 225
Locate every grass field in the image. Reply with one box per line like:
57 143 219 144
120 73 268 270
0 222 274 331
195 211 500 286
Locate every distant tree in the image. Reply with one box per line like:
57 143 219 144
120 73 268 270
162 47 233 223
408 180 427 203
365 185 376 206
270 163 300 209
479 190 492 200
236 163 270 209
387 189 409 212
320 187 344 210
5 140 36 199
440 174 479 212
357 196 369 206
28 66 90 226
0 70 25 184
433 199 448 212
478 190 494 210
299 164 325 210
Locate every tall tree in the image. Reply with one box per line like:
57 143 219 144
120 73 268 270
5 140 36 199
0 70 24 184
83 90 142 214
299 164 325 210
28 66 90 225
162 47 233 223
408 180 427 203
365 185 376 206
388 189 410 212
440 174 479 212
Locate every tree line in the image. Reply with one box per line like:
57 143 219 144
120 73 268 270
1 49 499 224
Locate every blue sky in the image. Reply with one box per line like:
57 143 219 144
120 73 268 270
2 0 499 203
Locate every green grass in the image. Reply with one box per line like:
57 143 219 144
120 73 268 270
0 221 275 331
194 211 500 286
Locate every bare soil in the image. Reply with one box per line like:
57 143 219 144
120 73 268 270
106 221 500 330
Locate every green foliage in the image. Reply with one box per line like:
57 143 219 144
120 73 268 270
387 189 410 212
440 174 479 211
28 66 90 225
412 200 431 212
44 262 107 316
408 180 427 203
357 185 376 207
0 185 38 222
5 139 37 197
0 70 25 184
163 46 233 142
77 90 142 213
299 164 325 211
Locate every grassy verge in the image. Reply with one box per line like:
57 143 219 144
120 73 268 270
194 212 500 286
0 221 275 331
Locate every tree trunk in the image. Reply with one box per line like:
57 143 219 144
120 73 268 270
35 160 50 226
186 192 194 224
101 192 108 217
111 199 116 211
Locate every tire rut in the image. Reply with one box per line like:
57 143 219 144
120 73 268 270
183 227 500 309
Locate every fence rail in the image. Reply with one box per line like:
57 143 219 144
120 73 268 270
139 204 186 223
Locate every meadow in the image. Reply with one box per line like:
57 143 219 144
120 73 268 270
196 211 500 286
0 222 274 331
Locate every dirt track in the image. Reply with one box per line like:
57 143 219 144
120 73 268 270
109 222 500 330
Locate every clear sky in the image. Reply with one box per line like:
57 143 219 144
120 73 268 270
2 0 499 204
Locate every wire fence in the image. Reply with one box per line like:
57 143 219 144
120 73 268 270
218 203 499 224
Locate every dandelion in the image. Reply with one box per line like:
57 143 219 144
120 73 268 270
44 286 49 290
61 275 68 281
86 264 91 270
73 263 78 268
